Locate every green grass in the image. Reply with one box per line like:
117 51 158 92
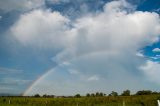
0 94 160 106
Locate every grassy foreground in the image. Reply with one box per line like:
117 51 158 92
0 94 160 106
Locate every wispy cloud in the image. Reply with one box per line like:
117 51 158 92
87 75 99 81
0 0 45 12
136 52 144 57
0 67 23 74
153 8 160 13
0 78 31 85
68 69 79 75
0 67 31 94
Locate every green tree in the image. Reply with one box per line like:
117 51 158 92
43 94 47 97
75 94 81 98
136 90 152 95
34 94 40 97
96 92 100 97
121 90 130 96
99 92 105 96
91 93 95 97
86 93 90 97
109 91 118 96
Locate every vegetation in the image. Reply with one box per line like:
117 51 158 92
0 90 160 106
108 91 118 97
121 90 130 96
74 94 81 98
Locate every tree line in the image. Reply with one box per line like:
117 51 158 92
33 90 160 98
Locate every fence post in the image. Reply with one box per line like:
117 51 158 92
123 101 125 106
9 99 10 104
158 100 160 106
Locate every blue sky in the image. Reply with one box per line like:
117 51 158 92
0 0 160 96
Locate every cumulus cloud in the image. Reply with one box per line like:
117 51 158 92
152 48 160 52
11 9 72 49
54 0 160 63
0 0 45 12
10 0 160 95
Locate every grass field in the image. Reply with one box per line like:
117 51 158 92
0 94 160 106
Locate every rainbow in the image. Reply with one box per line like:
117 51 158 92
22 68 55 96
22 50 119 96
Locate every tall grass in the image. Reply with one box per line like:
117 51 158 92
0 94 160 106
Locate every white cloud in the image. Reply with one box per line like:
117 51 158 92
11 9 72 49
0 0 45 12
11 0 160 95
140 60 160 84
104 0 135 13
152 48 160 52
68 69 79 75
136 52 144 57
11 0 160 54
46 0 70 4
87 75 99 81
54 0 160 63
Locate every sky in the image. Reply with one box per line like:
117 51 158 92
0 0 160 96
